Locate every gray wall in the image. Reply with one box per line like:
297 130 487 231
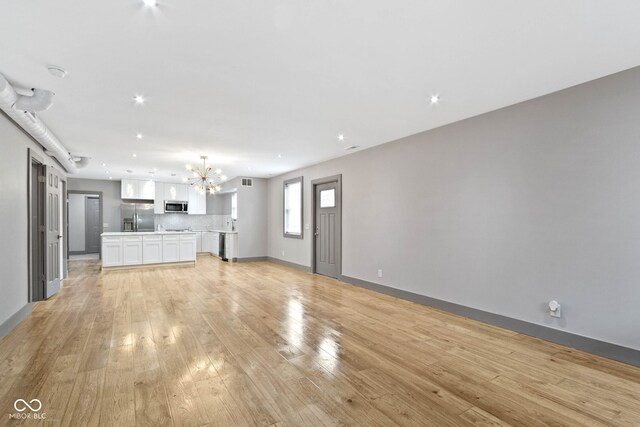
68 193 86 251
222 177 267 258
0 113 62 328
267 66 640 351
206 192 232 215
67 178 121 232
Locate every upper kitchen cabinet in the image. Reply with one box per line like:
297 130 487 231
188 184 206 215
154 182 164 214
164 183 188 202
121 179 155 200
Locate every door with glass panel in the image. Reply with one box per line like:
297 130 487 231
314 178 341 279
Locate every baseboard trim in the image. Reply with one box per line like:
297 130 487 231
0 303 33 337
266 257 312 272
237 256 268 263
338 275 640 367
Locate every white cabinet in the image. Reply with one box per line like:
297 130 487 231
188 185 206 215
162 235 180 262
154 182 164 214
102 236 123 267
211 232 219 256
121 179 137 199
123 236 143 265
121 179 155 200
225 233 238 261
143 235 163 264
202 232 214 253
164 183 188 202
139 180 155 200
195 232 203 252
179 234 196 261
102 233 196 268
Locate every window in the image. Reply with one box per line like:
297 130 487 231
320 188 335 208
284 177 303 238
231 192 238 220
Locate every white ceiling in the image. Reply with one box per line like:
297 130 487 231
2 1 640 182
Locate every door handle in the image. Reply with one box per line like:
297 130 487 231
57 235 62 239
314 227 319 236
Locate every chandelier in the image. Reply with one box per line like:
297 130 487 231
183 156 227 195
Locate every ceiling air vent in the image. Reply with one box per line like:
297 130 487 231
241 178 253 187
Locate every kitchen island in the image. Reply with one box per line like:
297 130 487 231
101 231 196 269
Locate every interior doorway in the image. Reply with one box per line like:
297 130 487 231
29 152 46 302
68 190 103 259
311 174 342 279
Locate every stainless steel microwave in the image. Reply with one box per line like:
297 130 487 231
165 200 188 213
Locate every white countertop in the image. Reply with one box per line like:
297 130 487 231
101 231 197 236
191 229 238 234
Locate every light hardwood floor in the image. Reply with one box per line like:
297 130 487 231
1 256 639 426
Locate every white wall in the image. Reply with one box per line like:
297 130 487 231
68 193 86 252
267 66 640 351
0 113 64 328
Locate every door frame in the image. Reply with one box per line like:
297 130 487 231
310 174 342 276
68 190 103 258
28 149 46 302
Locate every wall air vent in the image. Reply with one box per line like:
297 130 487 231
241 178 253 187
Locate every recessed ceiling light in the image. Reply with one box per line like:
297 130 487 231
126 169 133 173
136 133 143 139
106 170 110 174
132 153 137 158
277 154 282 158
337 134 345 141
134 95 145 105
430 94 440 105
47 65 67 79
142 0 157 6
153 167 157 171
101 162 106 167
109 176 113 180
345 145 360 151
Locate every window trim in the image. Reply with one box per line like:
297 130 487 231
283 176 303 239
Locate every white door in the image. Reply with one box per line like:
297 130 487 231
143 236 163 264
121 179 137 199
154 182 164 214
188 185 206 215
202 232 213 253
179 235 196 261
211 233 219 256
45 166 63 298
102 237 123 267
162 236 180 262
195 232 203 252
123 236 143 265
139 180 155 200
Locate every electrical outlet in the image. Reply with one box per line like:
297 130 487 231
549 300 561 318
377 269 383 278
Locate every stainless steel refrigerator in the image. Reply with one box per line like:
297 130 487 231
121 203 155 232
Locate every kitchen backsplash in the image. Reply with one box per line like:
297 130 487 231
155 214 233 231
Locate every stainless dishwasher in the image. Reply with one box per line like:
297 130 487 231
218 232 228 261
